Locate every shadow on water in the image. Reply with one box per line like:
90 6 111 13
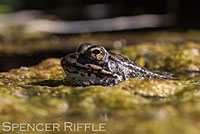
0 50 69 72
31 80 66 87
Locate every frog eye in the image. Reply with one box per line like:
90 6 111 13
86 46 108 61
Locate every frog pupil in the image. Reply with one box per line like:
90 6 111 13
92 49 100 54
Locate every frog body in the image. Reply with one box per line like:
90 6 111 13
61 43 177 86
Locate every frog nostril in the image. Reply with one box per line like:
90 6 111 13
92 49 100 54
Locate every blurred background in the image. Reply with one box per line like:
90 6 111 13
0 0 199 71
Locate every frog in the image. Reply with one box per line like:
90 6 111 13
61 43 177 86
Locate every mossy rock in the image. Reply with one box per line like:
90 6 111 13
119 42 200 73
1 40 200 133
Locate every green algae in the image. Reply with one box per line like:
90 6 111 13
1 32 200 133
119 42 200 73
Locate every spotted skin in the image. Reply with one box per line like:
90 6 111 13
61 43 177 86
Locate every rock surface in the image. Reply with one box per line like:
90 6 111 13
1 32 200 134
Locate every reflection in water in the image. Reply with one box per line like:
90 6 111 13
25 14 175 34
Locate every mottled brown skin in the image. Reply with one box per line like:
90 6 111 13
61 43 177 86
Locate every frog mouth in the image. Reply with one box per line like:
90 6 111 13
63 67 122 86
63 65 109 78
